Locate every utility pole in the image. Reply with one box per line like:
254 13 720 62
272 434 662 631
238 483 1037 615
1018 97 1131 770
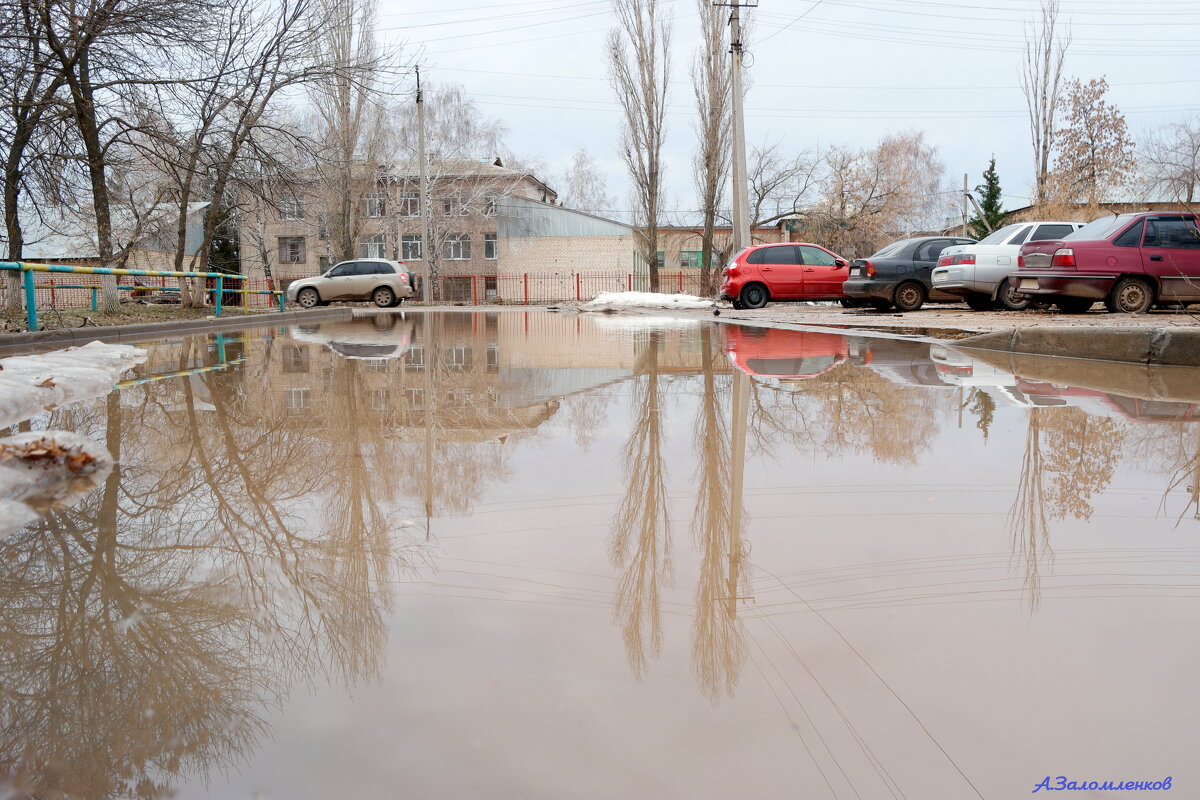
417 67 433 303
961 173 970 238
718 1 755 255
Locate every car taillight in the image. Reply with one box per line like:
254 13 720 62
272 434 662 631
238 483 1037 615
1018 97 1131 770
937 255 951 267
726 264 738 276
1017 255 1025 267
952 254 975 265
865 260 876 277
1051 248 1075 268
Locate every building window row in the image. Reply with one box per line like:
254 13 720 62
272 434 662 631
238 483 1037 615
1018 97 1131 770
278 231 497 268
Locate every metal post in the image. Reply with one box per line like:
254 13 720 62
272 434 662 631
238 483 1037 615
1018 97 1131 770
22 267 37 330
523 272 529 304
277 290 286 312
728 2 752 255
217 333 227 364
215 275 223 316
91 287 98 311
728 367 750 614
962 173 970 237
575 272 581 301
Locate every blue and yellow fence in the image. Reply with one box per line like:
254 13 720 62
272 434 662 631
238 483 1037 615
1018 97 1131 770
0 261 286 331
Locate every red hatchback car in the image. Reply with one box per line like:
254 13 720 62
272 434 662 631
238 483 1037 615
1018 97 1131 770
723 325 849 380
720 242 851 309
1016 212 1200 313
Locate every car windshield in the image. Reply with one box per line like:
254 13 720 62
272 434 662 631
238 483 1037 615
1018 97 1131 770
870 240 913 258
1066 214 1137 241
976 223 1026 245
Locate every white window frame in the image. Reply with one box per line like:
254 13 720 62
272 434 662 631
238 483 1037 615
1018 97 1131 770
402 234 423 261
278 236 306 264
360 233 386 259
399 192 419 217
284 387 311 411
363 190 387 218
484 233 497 260
278 197 304 221
443 233 471 261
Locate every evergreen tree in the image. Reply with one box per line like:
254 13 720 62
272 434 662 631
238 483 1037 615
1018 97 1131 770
970 157 1005 239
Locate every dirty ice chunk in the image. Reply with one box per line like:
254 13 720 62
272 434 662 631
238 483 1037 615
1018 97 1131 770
579 291 715 312
0 430 113 539
0 341 147 428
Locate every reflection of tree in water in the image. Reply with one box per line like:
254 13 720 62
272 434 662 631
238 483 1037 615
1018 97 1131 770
0 336 419 798
1123 422 1200 525
610 333 672 678
690 327 745 702
747 360 949 465
1009 407 1125 610
968 388 995 441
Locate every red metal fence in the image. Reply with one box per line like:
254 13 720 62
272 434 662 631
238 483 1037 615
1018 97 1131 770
1 271 715 313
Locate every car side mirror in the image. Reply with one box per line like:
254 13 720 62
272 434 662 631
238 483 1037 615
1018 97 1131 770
834 258 848 268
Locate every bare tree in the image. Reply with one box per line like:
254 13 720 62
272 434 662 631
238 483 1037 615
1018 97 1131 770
608 0 671 292
1142 115 1200 206
691 0 729 294
557 148 612 215
1019 0 1070 205
1047 77 1135 208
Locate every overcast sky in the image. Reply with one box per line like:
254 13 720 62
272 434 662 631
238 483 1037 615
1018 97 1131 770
379 0 1199 221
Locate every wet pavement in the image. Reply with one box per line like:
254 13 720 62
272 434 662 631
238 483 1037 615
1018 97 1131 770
1 310 1198 798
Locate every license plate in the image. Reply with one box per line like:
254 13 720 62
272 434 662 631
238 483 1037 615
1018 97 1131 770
1019 278 1038 291
849 267 861 277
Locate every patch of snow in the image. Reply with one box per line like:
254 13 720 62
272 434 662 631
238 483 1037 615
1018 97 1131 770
0 341 147 428
579 291 715 312
590 315 702 331
0 430 113 539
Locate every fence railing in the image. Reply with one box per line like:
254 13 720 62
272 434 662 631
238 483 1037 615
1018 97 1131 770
0 262 284 330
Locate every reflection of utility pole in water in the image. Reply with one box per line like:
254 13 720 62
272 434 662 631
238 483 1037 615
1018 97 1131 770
423 314 436 531
727 367 750 615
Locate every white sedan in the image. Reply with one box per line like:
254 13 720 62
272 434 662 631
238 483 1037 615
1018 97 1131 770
931 221 1083 310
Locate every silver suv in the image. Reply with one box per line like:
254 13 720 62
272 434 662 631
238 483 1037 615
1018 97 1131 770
286 259 416 308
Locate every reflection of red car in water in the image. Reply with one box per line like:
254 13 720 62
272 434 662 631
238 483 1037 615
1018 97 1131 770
723 325 849 380
1015 378 1200 422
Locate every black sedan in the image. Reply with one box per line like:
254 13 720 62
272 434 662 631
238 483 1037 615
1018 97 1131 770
842 236 976 311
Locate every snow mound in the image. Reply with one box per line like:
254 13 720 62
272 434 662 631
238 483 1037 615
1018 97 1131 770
0 341 147 428
580 291 715 312
0 431 113 539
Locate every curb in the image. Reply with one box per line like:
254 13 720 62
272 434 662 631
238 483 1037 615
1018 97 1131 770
0 307 353 352
952 326 1200 367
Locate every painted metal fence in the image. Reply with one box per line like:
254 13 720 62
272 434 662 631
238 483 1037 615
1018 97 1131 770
0 262 284 330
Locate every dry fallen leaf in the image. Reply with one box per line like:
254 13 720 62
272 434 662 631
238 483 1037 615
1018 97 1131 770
35 377 56 388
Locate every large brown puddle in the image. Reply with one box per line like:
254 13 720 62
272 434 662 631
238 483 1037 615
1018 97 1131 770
2 311 1197 798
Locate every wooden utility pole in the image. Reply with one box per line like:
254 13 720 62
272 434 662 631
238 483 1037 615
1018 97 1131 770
417 67 433 303
962 173 970 237
718 1 756 255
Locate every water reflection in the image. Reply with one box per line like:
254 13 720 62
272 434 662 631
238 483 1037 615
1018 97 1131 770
3 313 1200 798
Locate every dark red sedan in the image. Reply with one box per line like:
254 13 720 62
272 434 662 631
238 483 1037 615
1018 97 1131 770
1016 212 1200 313
720 242 851 309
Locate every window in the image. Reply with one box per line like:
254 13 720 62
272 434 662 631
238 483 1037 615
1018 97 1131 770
1066 214 1137 241
680 251 703 269
916 239 951 262
402 234 423 261
443 233 471 260
404 387 424 410
483 193 498 216
484 276 497 300
363 358 389 373
484 233 497 260
1144 217 1200 249
798 245 837 266
487 344 499 372
370 389 390 411
1032 224 1076 241
282 345 309 373
445 345 472 369
443 277 472 301
327 261 356 277
1113 220 1144 248
362 191 386 218
278 197 304 221
278 236 306 264
399 193 419 217
284 387 311 411
405 346 425 371
977 223 1026 246
441 194 469 216
761 245 799 265
364 261 395 274
360 233 385 259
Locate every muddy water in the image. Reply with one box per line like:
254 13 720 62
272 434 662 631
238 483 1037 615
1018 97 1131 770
2 311 1198 798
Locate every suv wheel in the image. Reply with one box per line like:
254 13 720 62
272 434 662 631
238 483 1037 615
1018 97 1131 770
297 287 319 308
372 286 397 308
1105 277 1154 314
893 281 926 312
